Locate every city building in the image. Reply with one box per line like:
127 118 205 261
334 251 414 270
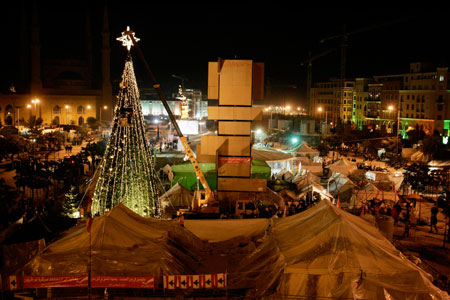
0 4 113 127
140 88 208 120
354 78 371 130
309 63 450 138
309 80 356 126
354 63 450 136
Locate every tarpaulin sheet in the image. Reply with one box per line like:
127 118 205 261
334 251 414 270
234 200 449 299
184 219 269 243
13 201 449 299
20 204 208 280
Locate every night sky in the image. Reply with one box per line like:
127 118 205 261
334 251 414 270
2 2 450 107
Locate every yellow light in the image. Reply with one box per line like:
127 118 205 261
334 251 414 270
65 105 70 109
87 105 91 109
388 105 394 111
317 107 323 112
27 104 32 108
286 106 291 110
103 106 108 109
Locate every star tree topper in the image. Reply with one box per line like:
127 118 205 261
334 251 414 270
116 26 140 51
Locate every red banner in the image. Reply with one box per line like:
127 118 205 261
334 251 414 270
91 275 154 289
22 275 88 288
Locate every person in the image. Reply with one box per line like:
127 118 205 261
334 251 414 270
430 205 439 233
391 205 398 222
403 215 410 238
393 202 402 223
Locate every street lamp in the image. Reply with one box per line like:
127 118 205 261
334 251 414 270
153 118 160 140
31 99 40 117
100 105 107 123
285 105 291 116
388 105 400 154
65 105 70 125
318 106 328 133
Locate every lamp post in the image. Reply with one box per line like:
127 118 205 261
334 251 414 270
65 105 70 125
100 105 107 123
153 119 160 141
318 106 328 133
31 99 40 118
27 104 32 117
15 105 23 127
388 105 401 154
265 107 274 129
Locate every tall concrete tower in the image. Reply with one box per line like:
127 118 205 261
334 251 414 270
30 0 42 94
85 5 93 89
101 5 113 121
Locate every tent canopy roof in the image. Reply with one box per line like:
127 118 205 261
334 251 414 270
19 202 448 300
296 141 319 154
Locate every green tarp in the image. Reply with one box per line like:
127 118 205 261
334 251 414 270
171 160 271 192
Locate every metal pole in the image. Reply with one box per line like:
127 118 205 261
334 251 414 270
397 103 400 154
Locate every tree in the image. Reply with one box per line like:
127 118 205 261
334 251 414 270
87 117 100 131
91 55 159 217
422 130 443 160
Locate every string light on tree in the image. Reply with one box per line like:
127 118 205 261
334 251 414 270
92 27 161 217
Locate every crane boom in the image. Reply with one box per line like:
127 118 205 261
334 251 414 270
124 29 214 206
320 18 409 83
301 48 336 115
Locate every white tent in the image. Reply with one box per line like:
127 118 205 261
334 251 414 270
411 151 428 162
185 218 269 243
299 164 323 176
21 204 207 278
235 200 449 300
428 160 450 167
159 183 193 218
15 203 449 300
326 172 357 193
355 182 398 207
296 141 320 158
252 147 299 174
327 159 357 176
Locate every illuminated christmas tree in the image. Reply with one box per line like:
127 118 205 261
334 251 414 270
91 52 159 217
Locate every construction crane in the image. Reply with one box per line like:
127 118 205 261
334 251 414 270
300 48 336 115
320 18 409 85
171 74 188 91
124 28 217 214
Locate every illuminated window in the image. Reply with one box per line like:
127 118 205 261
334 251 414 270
53 105 61 114
77 106 85 114
439 75 444 82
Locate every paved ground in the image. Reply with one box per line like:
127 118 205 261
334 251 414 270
392 199 450 292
